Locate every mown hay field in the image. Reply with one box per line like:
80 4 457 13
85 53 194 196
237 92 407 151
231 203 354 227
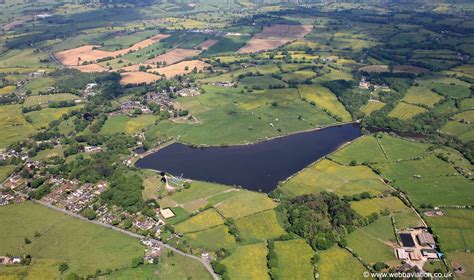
215 190 278 220
388 102 427 120
298 84 351 122
401 85 443 107
279 159 389 197
222 243 270 280
235 210 286 241
318 246 367 280
274 239 315 280
174 208 225 233
184 225 237 252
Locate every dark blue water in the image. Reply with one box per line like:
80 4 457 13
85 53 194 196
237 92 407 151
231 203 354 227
136 123 361 192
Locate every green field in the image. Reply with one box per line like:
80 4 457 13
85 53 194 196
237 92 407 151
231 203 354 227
0 259 60 279
147 85 336 145
426 209 474 252
388 102 427 120
453 110 474 122
460 98 474 110
401 85 443 107
26 106 82 129
0 104 36 148
165 181 231 205
318 246 367 280
240 76 287 89
350 196 408 217
101 114 159 135
374 155 473 206
23 77 55 95
393 210 424 230
222 243 270 280
106 248 212 280
235 210 286 242
376 134 429 160
32 146 64 161
0 85 16 95
431 83 471 99
329 135 387 165
346 216 398 265
0 202 144 276
184 225 237 252
441 121 474 143
0 165 16 182
174 208 225 233
23 93 79 107
274 239 315 280
279 159 389 197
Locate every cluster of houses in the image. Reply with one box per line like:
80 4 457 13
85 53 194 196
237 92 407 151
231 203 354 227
394 227 442 272
119 101 153 115
176 87 199 97
49 181 106 213
142 238 162 263
144 91 173 108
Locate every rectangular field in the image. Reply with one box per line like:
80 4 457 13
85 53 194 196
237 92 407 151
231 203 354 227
222 243 270 280
174 208 224 233
274 239 315 280
318 246 367 279
235 210 286 241
388 102 427 120
279 159 389 197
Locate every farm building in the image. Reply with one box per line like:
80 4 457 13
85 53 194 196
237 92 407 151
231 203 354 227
421 249 440 259
417 233 435 246
395 248 408 260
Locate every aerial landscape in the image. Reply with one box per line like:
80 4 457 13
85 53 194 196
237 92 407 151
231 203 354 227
0 0 473 279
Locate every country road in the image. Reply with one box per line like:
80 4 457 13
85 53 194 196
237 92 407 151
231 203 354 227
34 200 220 280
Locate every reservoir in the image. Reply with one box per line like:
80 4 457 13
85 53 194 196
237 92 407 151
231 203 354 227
136 123 361 193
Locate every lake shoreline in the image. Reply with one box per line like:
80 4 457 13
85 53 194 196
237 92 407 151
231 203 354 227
135 123 362 192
